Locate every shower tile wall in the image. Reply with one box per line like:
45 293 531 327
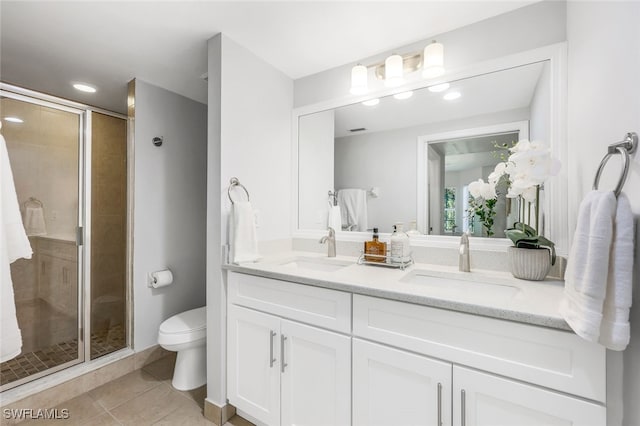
90 112 127 358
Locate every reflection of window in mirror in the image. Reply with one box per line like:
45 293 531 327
443 187 456 234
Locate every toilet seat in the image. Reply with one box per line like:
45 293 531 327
158 306 206 346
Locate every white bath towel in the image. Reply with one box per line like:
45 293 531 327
230 201 261 264
327 203 342 232
599 193 634 350
1 127 33 362
338 189 368 232
24 206 47 236
560 191 616 343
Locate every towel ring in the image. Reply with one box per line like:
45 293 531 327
592 132 637 197
228 177 250 204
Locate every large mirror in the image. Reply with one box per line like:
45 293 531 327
297 50 564 246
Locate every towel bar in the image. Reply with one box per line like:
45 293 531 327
592 132 637 197
228 177 250 204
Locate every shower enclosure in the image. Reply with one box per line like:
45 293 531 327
0 85 129 391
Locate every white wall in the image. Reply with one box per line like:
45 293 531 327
334 108 529 233
566 3 640 425
298 110 334 230
132 79 207 350
294 1 566 108
206 33 294 406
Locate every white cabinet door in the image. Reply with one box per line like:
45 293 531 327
453 366 606 426
227 305 281 426
280 320 351 426
353 338 452 426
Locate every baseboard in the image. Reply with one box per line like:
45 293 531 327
204 398 237 426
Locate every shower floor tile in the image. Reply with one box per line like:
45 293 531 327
0 325 125 387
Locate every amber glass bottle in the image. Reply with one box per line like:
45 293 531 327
364 227 387 262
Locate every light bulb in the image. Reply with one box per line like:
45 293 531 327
73 83 97 93
443 91 461 101
362 98 380 106
350 65 368 95
385 54 404 87
422 41 445 79
393 91 413 100
428 83 450 93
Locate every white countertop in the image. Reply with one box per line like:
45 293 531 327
223 251 571 331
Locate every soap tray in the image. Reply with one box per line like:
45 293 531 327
357 250 414 270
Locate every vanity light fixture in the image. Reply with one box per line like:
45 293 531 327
393 91 414 100
384 54 404 87
4 116 24 123
350 64 368 95
422 41 445 79
73 83 97 93
443 91 461 100
349 40 445 95
362 98 380 106
428 82 450 92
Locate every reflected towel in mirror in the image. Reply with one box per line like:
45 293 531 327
338 189 368 232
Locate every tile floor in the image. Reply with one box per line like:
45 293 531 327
11 355 253 426
1 325 126 387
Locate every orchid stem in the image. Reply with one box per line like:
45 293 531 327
535 185 540 236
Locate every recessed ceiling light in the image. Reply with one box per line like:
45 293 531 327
73 83 97 93
362 98 380 106
4 116 24 123
443 91 461 101
428 83 450 93
393 91 413 100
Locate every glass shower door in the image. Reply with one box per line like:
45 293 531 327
0 94 84 390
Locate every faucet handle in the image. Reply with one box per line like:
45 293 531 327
328 227 335 237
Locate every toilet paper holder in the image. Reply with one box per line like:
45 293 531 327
148 269 173 288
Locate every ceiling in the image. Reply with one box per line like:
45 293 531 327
1 1 536 114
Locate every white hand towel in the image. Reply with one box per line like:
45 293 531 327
560 190 616 343
327 203 342 232
1 128 32 362
599 193 634 350
230 201 261 264
337 189 368 232
24 206 47 236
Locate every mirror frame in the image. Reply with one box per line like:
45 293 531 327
292 42 568 255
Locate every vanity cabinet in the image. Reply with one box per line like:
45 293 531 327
227 272 351 426
353 338 452 426
226 271 608 426
452 366 605 426
353 294 607 426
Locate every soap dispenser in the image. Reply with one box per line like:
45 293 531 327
364 227 386 262
390 222 411 264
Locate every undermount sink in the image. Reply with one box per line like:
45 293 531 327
400 269 521 303
279 256 352 272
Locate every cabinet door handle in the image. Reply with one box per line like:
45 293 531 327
461 389 466 426
437 382 442 426
269 330 276 368
281 335 288 373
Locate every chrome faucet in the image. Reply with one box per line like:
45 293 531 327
319 227 336 258
459 232 470 272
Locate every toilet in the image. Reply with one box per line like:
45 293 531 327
158 306 206 391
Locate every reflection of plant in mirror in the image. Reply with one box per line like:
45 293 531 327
467 179 498 237
488 139 561 264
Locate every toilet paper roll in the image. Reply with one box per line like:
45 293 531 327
151 270 173 288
